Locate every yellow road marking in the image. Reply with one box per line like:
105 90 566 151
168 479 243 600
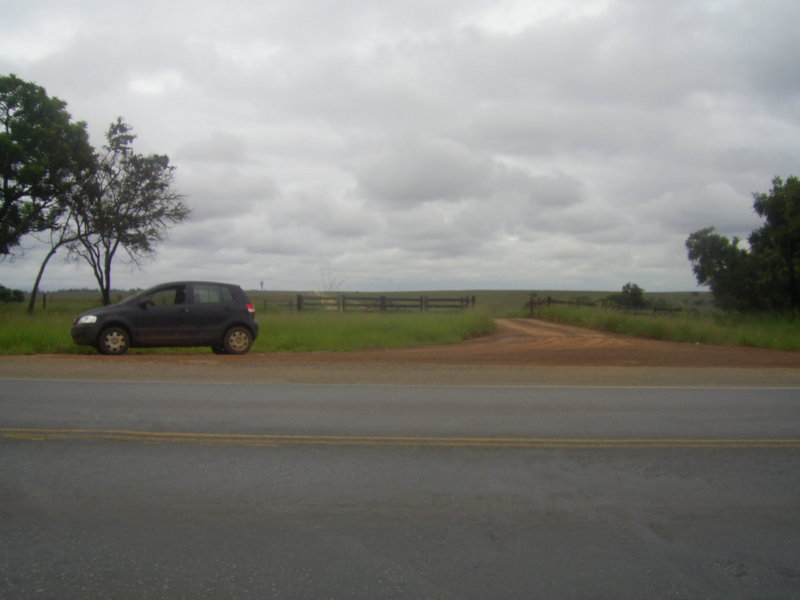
1 428 800 449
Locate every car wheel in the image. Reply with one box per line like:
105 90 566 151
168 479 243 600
222 326 253 355
97 326 130 355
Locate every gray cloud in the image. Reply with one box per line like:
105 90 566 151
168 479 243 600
2 0 799 293
355 137 494 205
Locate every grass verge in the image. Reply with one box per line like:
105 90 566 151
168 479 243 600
536 305 800 352
0 303 496 355
255 310 495 352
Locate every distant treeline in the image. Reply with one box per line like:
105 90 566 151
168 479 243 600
0 285 24 303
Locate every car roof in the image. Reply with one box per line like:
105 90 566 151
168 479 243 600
148 281 241 288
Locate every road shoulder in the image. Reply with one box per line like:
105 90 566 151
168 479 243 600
1 354 799 387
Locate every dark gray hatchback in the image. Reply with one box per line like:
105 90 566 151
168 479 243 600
71 281 259 355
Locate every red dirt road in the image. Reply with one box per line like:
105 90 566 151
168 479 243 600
262 318 800 368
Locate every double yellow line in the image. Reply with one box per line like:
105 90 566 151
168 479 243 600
2 428 800 449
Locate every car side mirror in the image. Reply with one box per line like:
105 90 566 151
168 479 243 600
139 297 154 309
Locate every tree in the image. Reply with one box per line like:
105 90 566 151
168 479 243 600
26 175 96 312
67 118 189 305
620 282 646 308
685 228 761 311
686 176 800 312
750 176 800 310
0 74 93 254
606 282 647 309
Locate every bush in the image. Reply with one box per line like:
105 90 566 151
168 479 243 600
0 285 24 303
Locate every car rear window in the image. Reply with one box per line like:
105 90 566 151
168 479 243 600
193 284 234 304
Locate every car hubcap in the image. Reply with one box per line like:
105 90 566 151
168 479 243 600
228 330 250 352
105 332 126 352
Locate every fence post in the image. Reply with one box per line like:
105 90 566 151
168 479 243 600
339 295 345 312
296 294 303 311
380 296 387 312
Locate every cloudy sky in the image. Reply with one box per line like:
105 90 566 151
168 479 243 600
2 0 799 293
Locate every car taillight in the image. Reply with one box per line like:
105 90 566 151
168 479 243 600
246 303 256 315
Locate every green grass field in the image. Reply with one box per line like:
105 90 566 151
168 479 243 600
257 310 494 352
2 287 795 355
534 304 800 352
0 290 496 355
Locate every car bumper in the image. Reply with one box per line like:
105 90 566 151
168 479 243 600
71 323 99 346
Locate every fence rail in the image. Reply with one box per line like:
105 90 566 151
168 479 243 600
527 294 681 316
296 294 476 312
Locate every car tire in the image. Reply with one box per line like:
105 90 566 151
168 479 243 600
222 326 253 355
97 326 130 355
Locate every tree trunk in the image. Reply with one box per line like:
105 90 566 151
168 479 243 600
101 246 114 305
27 246 58 313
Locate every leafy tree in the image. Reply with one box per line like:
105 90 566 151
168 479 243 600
750 176 800 310
685 228 761 311
67 118 189 305
606 282 647 309
620 282 646 308
0 74 93 254
686 176 800 312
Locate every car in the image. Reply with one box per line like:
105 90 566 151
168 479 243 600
71 281 259 355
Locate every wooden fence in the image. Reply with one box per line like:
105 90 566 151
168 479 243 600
527 294 681 316
296 294 476 312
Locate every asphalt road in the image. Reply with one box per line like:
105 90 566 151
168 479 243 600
2 379 799 599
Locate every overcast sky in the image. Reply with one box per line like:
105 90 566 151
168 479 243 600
2 0 799 293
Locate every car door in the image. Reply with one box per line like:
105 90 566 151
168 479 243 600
131 284 192 345
184 283 235 342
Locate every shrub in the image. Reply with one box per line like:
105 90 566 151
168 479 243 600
0 285 24 303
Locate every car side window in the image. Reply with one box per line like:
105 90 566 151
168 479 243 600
192 284 233 304
150 285 187 306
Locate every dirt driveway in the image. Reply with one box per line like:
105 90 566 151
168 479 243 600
265 318 800 368
2 318 799 387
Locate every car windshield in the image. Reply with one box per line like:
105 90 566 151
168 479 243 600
118 287 157 304
118 284 193 306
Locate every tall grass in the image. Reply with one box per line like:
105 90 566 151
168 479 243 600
254 310 494 352
0 311 91 354
0 301 496 355
536 305 800 351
